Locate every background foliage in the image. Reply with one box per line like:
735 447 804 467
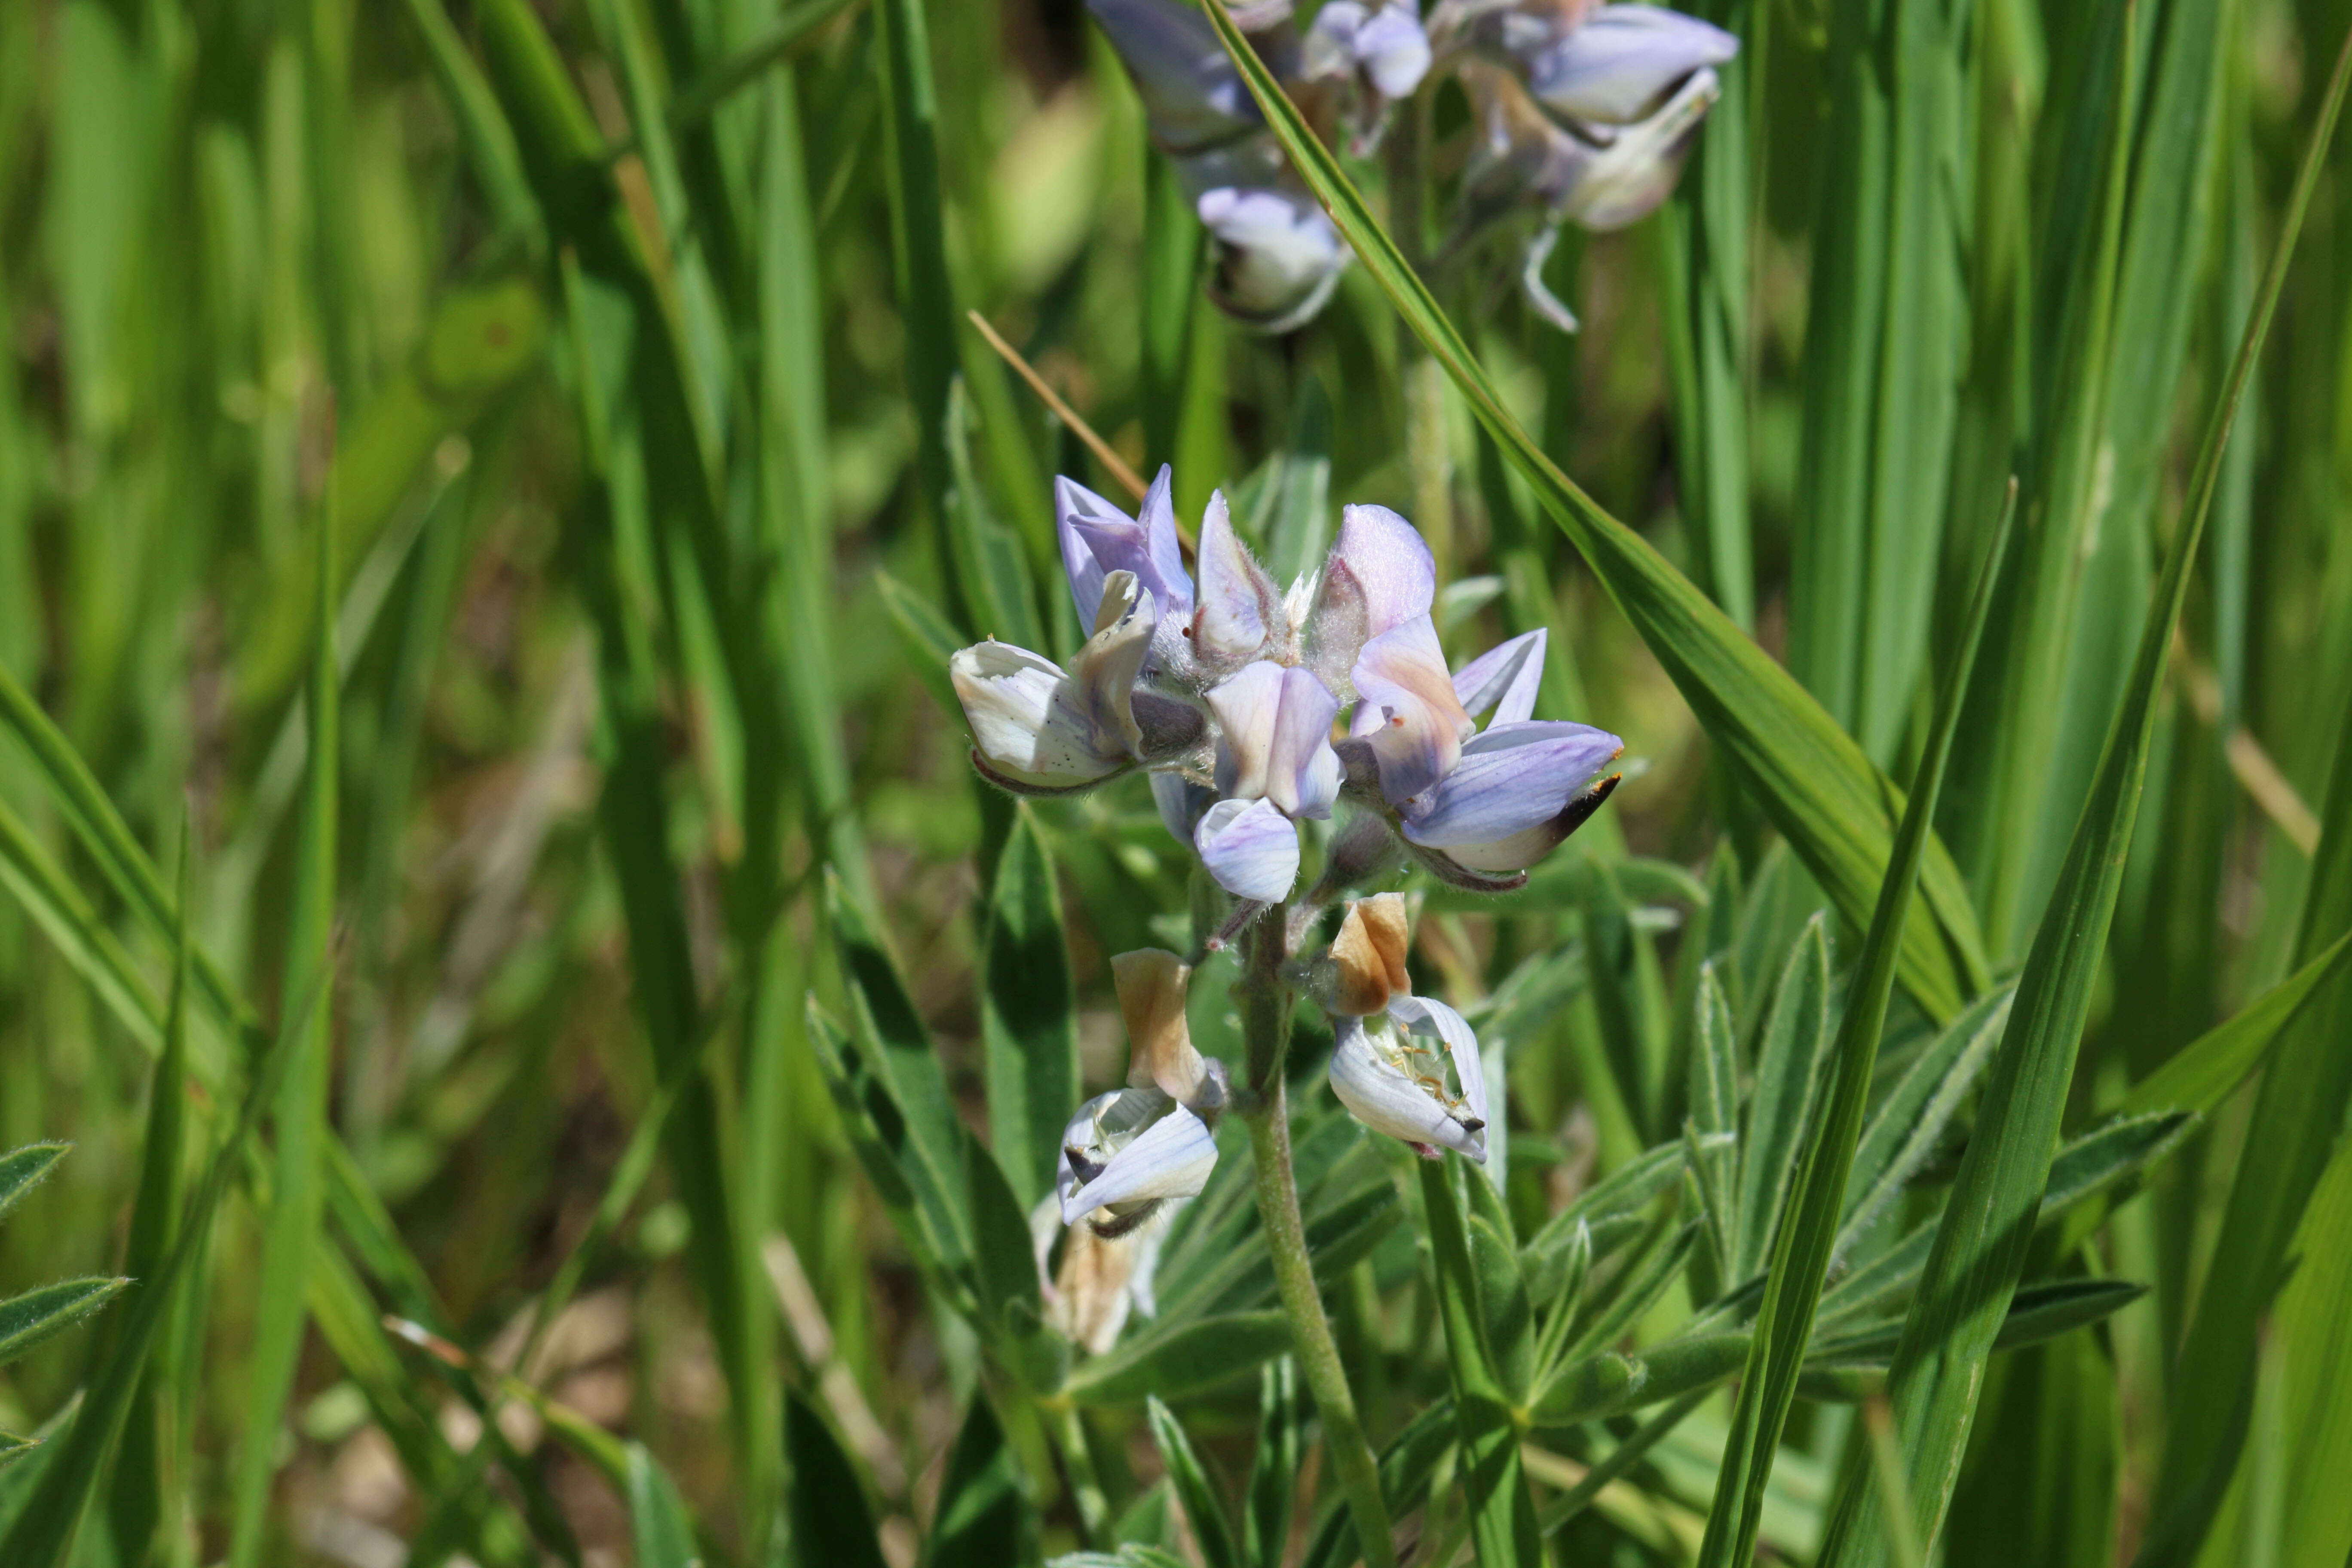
0 0 2349 1562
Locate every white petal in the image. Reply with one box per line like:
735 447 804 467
1070 573 1156 759
1355 4 1433 98
1194 796 1302 901
1351 615 1476 806
1387 993 1488 1130
1060 1102 1220 1225
1327 1016 1487 1161
951 641 1127 787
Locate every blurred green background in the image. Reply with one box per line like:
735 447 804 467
0 0 2349 1562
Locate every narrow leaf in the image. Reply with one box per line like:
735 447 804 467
983 807 1080 1205
0 1280 129 1369
1146 1397 1240 1568
786 1391 890 1568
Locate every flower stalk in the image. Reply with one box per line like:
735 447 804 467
1239 910 1398 1568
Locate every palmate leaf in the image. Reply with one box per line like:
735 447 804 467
1199 0 1990 1026
1815 28 2352 1565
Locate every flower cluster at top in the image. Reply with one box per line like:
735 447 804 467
1090 0 1740 332
950 468 1626 910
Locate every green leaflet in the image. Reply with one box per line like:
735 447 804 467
1814 27 2352 1566
626 1446 700 1568
982 806 1081 1205
923 1398 1030 1568
1199 0 1991 1026
1146 1397 1240 1568
786 1391 891 1568
1419 1158 1542 1567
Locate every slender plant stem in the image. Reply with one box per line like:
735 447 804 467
1239 913 1396 1568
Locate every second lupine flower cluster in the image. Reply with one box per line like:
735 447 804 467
951 468 1625 909
1088 0 1739 333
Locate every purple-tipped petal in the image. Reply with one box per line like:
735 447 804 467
1553 66 1721 230
1528 5 1739 126
1452 628 1548 726
1194 796 1302 900
1400 720 1623 868
1059 1091 1220 1226
1207 662 1342 819
1197 188 1352 334
1351 616 1476 807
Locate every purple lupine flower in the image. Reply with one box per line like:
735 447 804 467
1521 3 1737 126
1305 505 1621 885
1058 467 1193 640
1197 187 1354 335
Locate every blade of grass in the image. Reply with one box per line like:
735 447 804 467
226 467 340 1568
1199 0 1990 1025
785 1390 891 1568
1695 484 2009 1568
2262 1133 2352 1568
1815 28 2352 1563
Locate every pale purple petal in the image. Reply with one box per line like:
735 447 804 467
1529 5 1739 126
1152 771 1215 845
1553 67 1721 231
1329 504 1436 638
1192 491 1282 664
1452 628 1548 727
1351 616 1476 807
1355 4 1432 98
1209 662 1342 818
1400 720 1623 853
1387 994 1487 1129
1302 0 1369 80
1086 0 1263 155
1197 189 1352 334
1057 468 1194 631
1194 796 1301 900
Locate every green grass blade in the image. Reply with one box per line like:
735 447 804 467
101 835 194 1564
1199 0 1989 1024
1697 484 2009 1568
227 485 340 1568
758 58 875 900
2263 1134 2352 1568
786 1390 891 1568
2142 652 2352 1560
1816 28 2352 1563
981 805 1079 1205
1687 965 1741 1279
825 871 974 1274
1835 983 2014 1259
398 0 539 239
2118 926 2352 1118
1146 1396 1240 1568
1417 1159 1542 1566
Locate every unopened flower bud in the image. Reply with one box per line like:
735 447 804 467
1321 894 1413 1015
1113 949 1226 1110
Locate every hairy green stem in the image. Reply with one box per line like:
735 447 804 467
1240 914 1396 1568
